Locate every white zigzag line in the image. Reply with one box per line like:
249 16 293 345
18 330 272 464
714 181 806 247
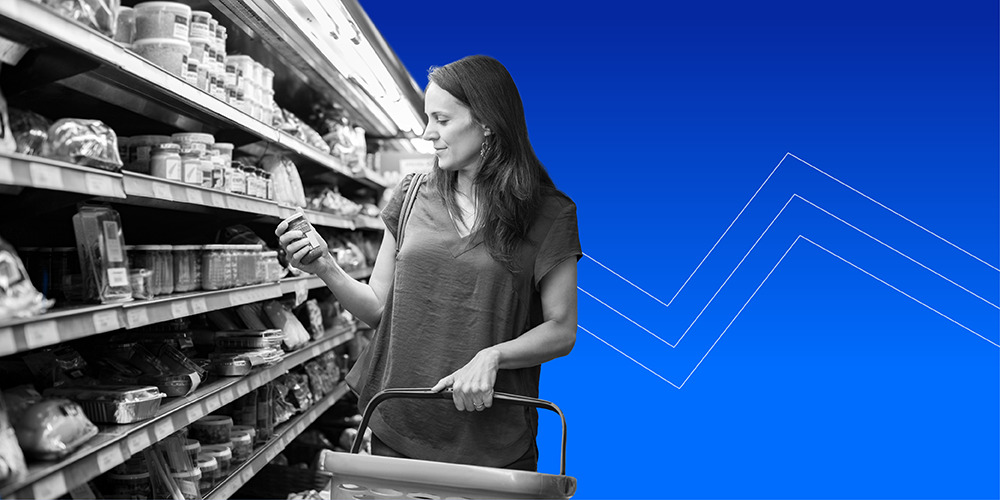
585 236 999 389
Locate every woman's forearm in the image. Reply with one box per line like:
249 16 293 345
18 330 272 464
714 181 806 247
487 318 576 370
317 262 384 327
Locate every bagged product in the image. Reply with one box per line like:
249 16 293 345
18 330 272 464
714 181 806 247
0 390 28 487
45 119 123 171
261 155 307 208
262 300 310 351
0 78 15 153
43 0 120 37
14 398 98 460
8 108 51 156
294 299 324 340
0 235 53 320
72 204 133 303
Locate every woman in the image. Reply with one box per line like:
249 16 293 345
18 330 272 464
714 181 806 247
276 55 580 471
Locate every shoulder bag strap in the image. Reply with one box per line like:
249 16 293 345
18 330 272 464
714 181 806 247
396 173 427 253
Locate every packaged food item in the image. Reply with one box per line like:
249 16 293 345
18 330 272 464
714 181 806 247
200 444 232 476
263 301 310 350
104 471 153 499
150 142 182 180
134 1 191 41
130 267 154 299
0 236 53 319
171 467 202 500
215 329 285 351
0 390 28 487
196 454 219 491
184 59 200 86
43 0 120 37
280 211 325 264
181 150 202 184
261 155 307 207
42 385 164 424
128 134 171 173
114 6 135 44
13 398 98 460
189 10 212 40
230 430 252 463
255 384 274 443
157 245 174 295
133 38 191 77
72 204 133 303
45 119 123 171
190 415 232 445
8 108 51 156
172 132 214 153
189 37 213 67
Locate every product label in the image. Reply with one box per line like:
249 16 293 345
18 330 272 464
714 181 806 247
103 221 123 261
171 300 190 318
166 157 182 181
107 267 129 287
173 15 189 40
127 307 150 328
184 160 201 184
96 446 124 473
92 309 121 332
154 419 175 440
185 68 199 86
127 431 151 454
191 297 208 314
152 181 173 200
190 22 210 40
85 173 114 196
185 187 204 205
225 67 238 87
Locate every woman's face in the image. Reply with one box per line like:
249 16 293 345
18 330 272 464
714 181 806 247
422 82 487 174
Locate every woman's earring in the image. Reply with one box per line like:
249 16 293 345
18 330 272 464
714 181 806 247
480 140 487 158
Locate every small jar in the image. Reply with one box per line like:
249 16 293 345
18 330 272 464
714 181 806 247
183 438 201 464
230 430 253 464
171 468 202 500
199 154 214 187
262 171 273 200
181 151 202 185
227 163 246 195
201 244 227 290
172 246 193 292
131 245 161 295
129 268 154 300
200 444 232 476
150 142 182 180
196 455 220 492
158 245 175 295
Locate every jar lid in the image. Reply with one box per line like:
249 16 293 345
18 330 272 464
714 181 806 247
172 132 216 145
196 455 218 469
213 143 234 152
194 415 233 428
201 444 232 458
152 142 180 152
231 430 252 443
134 1 192 13
183 439 201 451
231 425 256 436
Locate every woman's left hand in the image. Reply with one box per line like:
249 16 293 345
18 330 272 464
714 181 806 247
430 348 500 412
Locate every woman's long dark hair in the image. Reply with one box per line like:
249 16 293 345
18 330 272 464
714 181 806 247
427 55 555 271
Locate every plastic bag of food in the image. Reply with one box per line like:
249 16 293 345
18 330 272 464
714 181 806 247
45 119 123 171
43 0 120 38
14 398 98 460
0 390 28 487
0 236 54 319
8 108 51 156
261 155 307 208
0 83 15 154
262 301 309 351
72 204 133 303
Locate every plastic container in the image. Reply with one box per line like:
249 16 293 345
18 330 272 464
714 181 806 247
197 455 220 491
183 438 201 464
215 329 284 350
230 430 253 464
191 415 233 445
171 468 202 500
172 245 197 292
261 67 274 92
43 385 164 424
133 38 191 77
172 132 215 153
201 244 228 290
213 143 234 165
129 268 154 300
184 58 199 87
227 163 246 195
200 444 232 476
115 6 136 45
129 134 171 173
181 151 202 185
134 1 191 41
213 355 252 376
189 10 212 40
150 142 182 180
231 425 256 443
158 245 174 295
105 471 153 498
189 37 213 67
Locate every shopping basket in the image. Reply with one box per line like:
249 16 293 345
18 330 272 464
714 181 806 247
318 388 576 499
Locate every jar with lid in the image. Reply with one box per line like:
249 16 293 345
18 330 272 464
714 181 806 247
199 154 214 187
201 244 227 290
131 246 161 295
181 151 202 185
104 471 153 499
201 444 232 476
150 143 182 180
172 246 194 292
196 455 220 491
262 171 273 200
230 430 252 464
158 245 174 295
170 468 201 500
227 162 246 195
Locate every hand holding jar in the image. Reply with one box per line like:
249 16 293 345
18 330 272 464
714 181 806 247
275 211 331 274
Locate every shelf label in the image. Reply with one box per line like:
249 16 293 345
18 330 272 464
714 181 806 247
33 472 68 500
186 403 203 424
92 309 121 332
190 297 208 314
154 419 175 441
170 300 190 319
152 182 173 201
0 156 14 184
240 468 254 484
205 394 221 412
220 388 235 405
29 163 64 190
84 173 115 196
97 446 124 473
126 308 150 328
24 320 59 349
210 192 226 207
235 380 250 397
0 327 15 357
185 187 205 205
249 373 264 388
127 431 152 454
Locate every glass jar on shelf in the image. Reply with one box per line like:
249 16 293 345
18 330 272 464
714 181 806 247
158 245 174 295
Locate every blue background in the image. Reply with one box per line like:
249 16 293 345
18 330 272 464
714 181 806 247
360 1 999 498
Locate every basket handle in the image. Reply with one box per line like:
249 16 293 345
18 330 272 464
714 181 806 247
351 387 569 476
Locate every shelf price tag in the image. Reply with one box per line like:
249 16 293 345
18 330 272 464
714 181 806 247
220 388 235 405
210 192 226 208
0 156 13 184
127 431 152 454
24 320 59 349
92 309 121 333
170 300 190 319
205 394 221 412
85 173 115 196
186 403 203 424
126 308 150 328
185 187 205 205
29 163 64 190
240 468 254 484
33 472 68 500
190 297 208 314
154 419 175 441
235 380 250 397
152 182 173 201
0 327 15 357
97 446 124 473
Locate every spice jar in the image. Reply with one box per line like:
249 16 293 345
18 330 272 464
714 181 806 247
180 151 201 185
150 142 182 180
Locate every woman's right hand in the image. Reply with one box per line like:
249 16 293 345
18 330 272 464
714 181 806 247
275 219 335 276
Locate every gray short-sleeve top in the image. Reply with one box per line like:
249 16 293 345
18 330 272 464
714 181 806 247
345 173 582 467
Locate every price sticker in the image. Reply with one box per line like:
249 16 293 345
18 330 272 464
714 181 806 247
185 187 205 205
186 404 203 423
33 472 68 500
92 309 121 333
211 192 226 207
0 156 13 184
24 320 59 349
170 300 190 318
127 431 151 454
29 163 64 190
85 173 115 196
190 297 208 314
220 388 235 405
240 468 254 484
236 380 250 396
154 419 175 440
126 308 150 328
152 182 173 201
249 373 264 388
0 327 15 357
205 394 221 412
97 446 124 473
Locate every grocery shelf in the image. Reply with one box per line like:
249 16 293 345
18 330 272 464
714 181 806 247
354 214 384 230
278 268 372 297
0 327 355 500
0 0 387 192
121 282 281 329
121 172 282 217
0 304 124 357
205 382 350 500
0 152 126 199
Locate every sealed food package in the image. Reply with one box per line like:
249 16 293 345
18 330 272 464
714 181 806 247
72 205 133 303
0 235 54 320
43 0 120 37
0 390 28 487
8 108 52 156
295 299 325 340
43 385 164 424
45 119 124 171
0 74 16 153
13 398 98 460
262 300 310 351
261 155 306 208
